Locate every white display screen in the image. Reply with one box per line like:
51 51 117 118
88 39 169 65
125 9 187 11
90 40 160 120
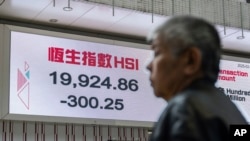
9 31 250 123
9 31 166 122
217 60 250 121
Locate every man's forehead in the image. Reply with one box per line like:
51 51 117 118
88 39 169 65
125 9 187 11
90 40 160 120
151 34 166 48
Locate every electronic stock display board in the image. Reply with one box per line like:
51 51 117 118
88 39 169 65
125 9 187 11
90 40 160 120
1 29 249 126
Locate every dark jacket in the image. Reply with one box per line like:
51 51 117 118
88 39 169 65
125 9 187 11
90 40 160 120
149 79 247 141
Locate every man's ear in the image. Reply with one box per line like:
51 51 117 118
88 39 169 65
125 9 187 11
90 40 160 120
183 47 202 75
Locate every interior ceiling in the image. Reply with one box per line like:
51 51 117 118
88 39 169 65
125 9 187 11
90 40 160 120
0 0 250 53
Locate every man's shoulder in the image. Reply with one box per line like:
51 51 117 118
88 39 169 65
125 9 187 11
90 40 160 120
166 84 247 124
170 83 220 104
168 85 212 107
165 84 221 118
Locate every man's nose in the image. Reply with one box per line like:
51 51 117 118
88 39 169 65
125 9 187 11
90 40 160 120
147 61 152 72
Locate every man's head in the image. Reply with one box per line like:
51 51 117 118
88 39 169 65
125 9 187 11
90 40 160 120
147 16 221 101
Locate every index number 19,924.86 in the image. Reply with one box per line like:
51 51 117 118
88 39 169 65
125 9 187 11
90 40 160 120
49 71 139 92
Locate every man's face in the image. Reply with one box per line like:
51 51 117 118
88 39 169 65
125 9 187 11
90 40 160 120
147 34 186 100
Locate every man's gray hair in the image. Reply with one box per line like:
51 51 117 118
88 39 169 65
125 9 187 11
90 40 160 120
148 16 222 84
